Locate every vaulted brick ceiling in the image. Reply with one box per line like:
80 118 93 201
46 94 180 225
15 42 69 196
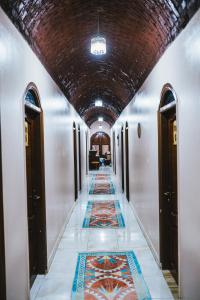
1 1 200 126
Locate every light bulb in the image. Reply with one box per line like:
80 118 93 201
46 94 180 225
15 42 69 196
91 36 106 56
95 99 103 107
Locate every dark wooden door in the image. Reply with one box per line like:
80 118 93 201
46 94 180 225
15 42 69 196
86 132 88 175
26 117 37 286
78 126 82 191
73 123 78 200
121 126 124 192
159 103 178 283
25 108 47 287
112 132 116 174
125 122 130 201
0 125 6 300
165 109 178 281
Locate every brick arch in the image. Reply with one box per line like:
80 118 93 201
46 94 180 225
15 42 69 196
91 132 110 146
2 0 199 125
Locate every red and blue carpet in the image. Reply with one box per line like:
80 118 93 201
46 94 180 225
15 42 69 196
94 174 110 180
89 182 115 194
72 251 151 299
83 200 125 228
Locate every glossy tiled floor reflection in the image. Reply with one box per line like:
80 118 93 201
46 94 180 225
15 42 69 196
31 167 174 300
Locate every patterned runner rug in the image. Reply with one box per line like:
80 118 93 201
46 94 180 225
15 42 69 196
72 251 151 300
94 174 110 180
83 200 125 228
89 182 115 194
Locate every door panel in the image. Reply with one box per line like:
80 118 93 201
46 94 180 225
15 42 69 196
73 123 78 200
125 123 129 201
86 132 88 175
113 132 116 174
159 104 178 283
0 129 6 299
121 127 124 192
26 117 38 285
168 113 178 281
78 126 82 191
25 107 47 287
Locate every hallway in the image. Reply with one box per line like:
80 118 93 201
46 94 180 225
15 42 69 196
1 2 200 300
31 167 174 300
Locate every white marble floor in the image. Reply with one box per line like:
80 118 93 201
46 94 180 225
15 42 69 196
31 167 174 300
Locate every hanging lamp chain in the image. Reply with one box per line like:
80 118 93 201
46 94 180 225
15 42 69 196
97 14 100 35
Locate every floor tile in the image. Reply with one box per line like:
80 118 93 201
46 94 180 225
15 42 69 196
87 229 118 250
117 230 149 249
144 275 174 299
32 166 174 300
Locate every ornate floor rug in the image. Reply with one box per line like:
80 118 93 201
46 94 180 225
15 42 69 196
83 200 125 228
72 251 151 300
94 174 110 180
89 182 115 194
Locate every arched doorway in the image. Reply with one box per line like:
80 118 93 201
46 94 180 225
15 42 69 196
121 126 125 192
0 125 6 300
158 84 178 283
24 86 47 287
90 132 111 168
125 122 130 201
91 132 110 157
73 122 78 200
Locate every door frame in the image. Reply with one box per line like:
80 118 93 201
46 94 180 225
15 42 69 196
158 83 180 283
112 131 116 174
86 131 88 175
73 122 78 200
121 126 125 192
125 121 130 201
78 125 82 191
0 115 6 299
24 83 48 284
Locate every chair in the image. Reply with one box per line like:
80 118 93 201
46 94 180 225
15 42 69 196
89 150 100 170
104 153 111 166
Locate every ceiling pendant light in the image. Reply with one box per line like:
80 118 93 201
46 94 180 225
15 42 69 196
91 37 106 56
91 15 106 56
95 99 103 107
94 87 103 107
98 117 103 122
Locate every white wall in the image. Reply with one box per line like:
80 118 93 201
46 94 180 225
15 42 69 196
113 9 200 300
0 8 87 300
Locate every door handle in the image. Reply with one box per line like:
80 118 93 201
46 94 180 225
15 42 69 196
164 192 170 196
164 192 171 202
171 212 177 217
33 195 40 200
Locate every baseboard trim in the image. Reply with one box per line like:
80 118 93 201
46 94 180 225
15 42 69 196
30 275 45 300
129 201 161 268
47 201 76 269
